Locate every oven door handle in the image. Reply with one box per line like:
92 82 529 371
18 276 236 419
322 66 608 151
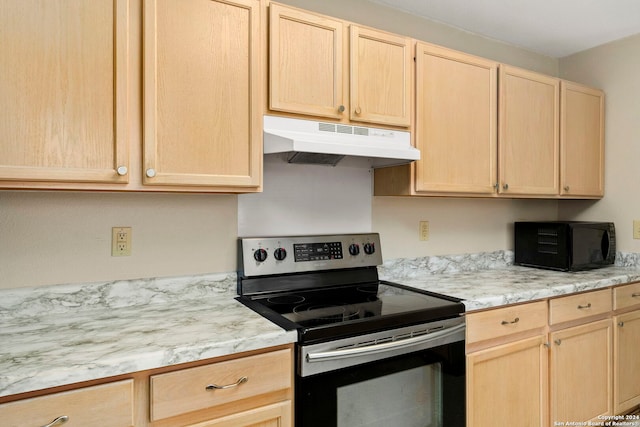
306 323 465 362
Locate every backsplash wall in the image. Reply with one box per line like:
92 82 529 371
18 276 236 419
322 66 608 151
0 192 238 289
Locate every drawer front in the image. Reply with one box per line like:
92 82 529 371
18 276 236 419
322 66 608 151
614 282 640 311
549 289 612 325
150 348 292 422
466 301 548 344
0 379 134 427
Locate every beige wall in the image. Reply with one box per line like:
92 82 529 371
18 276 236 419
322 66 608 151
1 0 563 289
373 197 558 259
558 34 640 252
0 192 237 289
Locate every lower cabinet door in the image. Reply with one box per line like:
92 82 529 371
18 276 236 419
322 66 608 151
614 309 640 413
467 335 548 427
550 319 612 424
185 401 292 427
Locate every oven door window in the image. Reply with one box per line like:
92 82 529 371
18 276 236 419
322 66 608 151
296 342 465 427
337 363 442 427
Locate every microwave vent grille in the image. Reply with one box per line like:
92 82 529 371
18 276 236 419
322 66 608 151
537 227 559 255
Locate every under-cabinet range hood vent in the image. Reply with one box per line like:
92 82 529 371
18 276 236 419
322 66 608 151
263 115 420 168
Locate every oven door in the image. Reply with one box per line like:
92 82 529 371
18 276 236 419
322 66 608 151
295 320 465 427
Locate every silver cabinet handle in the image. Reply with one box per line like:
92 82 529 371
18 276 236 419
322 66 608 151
577 303 592 309
544 342 550 348
146 168 156 178
618 321 625 327
501 317 520 325
554 339 562 346
564 185 570 192
205 376 248 390
337 105 345 113
502 183 509 190
493 183 499 191
116 166 128 176
41 416 69 427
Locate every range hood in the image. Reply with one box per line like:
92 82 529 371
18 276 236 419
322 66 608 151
263 115 420 168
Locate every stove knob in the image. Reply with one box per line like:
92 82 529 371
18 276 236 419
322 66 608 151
364 242 375 255
348 243 360 256
253 248 268 262
274 247 287 261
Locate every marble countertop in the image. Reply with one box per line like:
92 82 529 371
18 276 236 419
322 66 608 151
0 273 297 398
3 252 640 399
379 258 640 311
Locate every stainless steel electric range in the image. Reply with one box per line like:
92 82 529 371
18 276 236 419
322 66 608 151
236 233 466 427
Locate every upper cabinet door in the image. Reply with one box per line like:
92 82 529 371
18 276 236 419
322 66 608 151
0 0 129 184
414 43 498 194
560 81 605 198
269 3 345 119
499 66 560 196
144 0 262 188
349 26 411 127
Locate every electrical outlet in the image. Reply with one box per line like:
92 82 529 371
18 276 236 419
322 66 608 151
634 220 640 240
419 221 429 241
112 227 132 256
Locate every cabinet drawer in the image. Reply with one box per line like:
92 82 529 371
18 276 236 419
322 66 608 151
549 289 612 325
150 349 292 422
466 301 547 344
0 379 134 427
614 282 640 311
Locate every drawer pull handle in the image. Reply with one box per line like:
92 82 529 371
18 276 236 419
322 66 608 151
554 339 562 346
632 293 640 297
501 317 520 325
205 376 248 391
41 416 69 427
577 303 592 309
618 321 625 327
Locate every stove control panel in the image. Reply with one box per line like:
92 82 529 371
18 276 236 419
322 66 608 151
239 233 382 277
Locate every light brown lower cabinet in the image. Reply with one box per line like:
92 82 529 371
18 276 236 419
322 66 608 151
0 379 135 427
466 288 628 427
149 348 293 426
613 283 640 414
467 335 548 427
466 300 549 427
549 319 612 423
183 401 291 427
0 345 293 427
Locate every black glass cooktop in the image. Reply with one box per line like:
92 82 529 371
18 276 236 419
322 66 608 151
237 281 464 344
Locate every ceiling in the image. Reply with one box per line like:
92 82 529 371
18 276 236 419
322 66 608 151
368 0 640 58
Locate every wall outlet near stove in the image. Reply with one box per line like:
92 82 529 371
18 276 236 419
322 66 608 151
419 221 429 241
112 227 132 256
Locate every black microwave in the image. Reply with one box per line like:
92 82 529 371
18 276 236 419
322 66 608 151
514 221 616 271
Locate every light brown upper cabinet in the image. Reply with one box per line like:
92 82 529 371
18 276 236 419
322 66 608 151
1 0 263 193
143 0 262 188
498 65 560 196
413 43 498 194
269 3 412 127
376 62 605 199
560 82 605 198
0 0 129 184
349 26 412 127
374 43 500 197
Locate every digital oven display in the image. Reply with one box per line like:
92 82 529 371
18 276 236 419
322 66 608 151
294 242 343 262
